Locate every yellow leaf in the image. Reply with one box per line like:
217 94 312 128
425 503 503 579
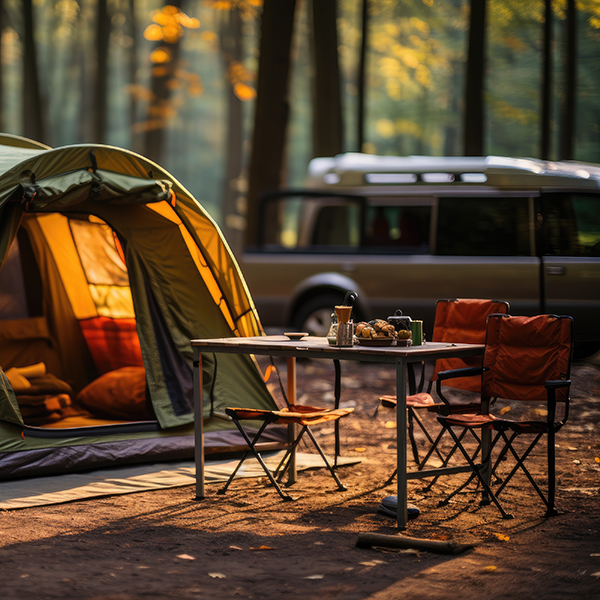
233 82 256 101
384 421 396 429
594 457 600 464
201 30 218 43
354 447 367 453
250 545 273 551
162 24 183 44
499 406 511 415
263 364 273 383
493 533 510 542
144 24 163 41
375 118 395 138
482 565 497 572
150 47 172 64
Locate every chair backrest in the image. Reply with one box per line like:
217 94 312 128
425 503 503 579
482 313 573 403
432 298 510 392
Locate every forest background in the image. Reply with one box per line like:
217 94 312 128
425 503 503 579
4 0 600 254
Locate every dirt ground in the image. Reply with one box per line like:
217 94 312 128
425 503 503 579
1 351 599 600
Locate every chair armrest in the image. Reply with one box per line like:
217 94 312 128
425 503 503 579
435 367 485 410
437 366 484 382
545 380 571 390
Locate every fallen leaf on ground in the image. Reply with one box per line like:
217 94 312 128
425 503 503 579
208 573 226 579
482 566 497 572
249 545 273 550
493 533 510 542
354 447 367 452
595 457 600 464
229 546 243 551
176 554 195 560
384 421 396 428
304 574 324 580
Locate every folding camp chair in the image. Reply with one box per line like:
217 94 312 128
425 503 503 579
436 313 573 518
378 298 509 478
218 404 354 501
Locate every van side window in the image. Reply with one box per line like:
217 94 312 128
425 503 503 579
260 195 363 250
364 205 431 252
541 194 600 257
311 205 360 247
437 197 531 256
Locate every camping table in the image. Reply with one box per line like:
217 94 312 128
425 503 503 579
190 336 484 530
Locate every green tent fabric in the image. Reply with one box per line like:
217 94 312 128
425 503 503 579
0 134 282 480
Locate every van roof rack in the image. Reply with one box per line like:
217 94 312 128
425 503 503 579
307 153 600 190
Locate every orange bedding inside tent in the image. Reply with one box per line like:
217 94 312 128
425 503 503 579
79 316 144 375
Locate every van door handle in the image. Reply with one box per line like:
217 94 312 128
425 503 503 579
546 266 566 276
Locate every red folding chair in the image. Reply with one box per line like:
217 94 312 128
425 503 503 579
436 313 573 518
218 404 354 501
378 298 509 479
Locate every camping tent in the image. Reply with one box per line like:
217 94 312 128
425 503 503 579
0 133 283 480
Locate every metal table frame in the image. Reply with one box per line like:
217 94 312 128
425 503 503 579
191 336 484 529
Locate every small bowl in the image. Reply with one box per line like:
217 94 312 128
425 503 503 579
283 332 309 340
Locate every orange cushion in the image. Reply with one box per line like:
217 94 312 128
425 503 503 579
79 317 144 375
76 367 154 421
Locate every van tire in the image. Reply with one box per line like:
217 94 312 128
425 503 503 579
292 293 361 337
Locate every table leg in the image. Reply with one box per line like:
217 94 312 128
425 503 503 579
286 356 297 485
193 348 205 499
334 359 341 465
396 358 408 530
479 397 492 503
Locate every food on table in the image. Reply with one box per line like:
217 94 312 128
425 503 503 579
354 317 414 343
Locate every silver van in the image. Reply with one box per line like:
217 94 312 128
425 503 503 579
240 154 600 354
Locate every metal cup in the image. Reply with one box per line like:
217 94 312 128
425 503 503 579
336 321 354 346
410 320 423 346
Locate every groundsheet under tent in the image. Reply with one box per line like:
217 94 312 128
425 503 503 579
0 453 360 510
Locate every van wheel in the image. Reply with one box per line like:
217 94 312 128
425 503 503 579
293 294 361 337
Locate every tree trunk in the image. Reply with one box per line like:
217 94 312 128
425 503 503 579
245 0 297 247
77 3 93 142
357 0 368 152
220 6 245 256
93 0 110 143
463 0 486 156
127 0 142 153
0 0 4 131
559 0 576 160
22 0 46 144
540 0 552 160
144 0 183 164
310 0 343 158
